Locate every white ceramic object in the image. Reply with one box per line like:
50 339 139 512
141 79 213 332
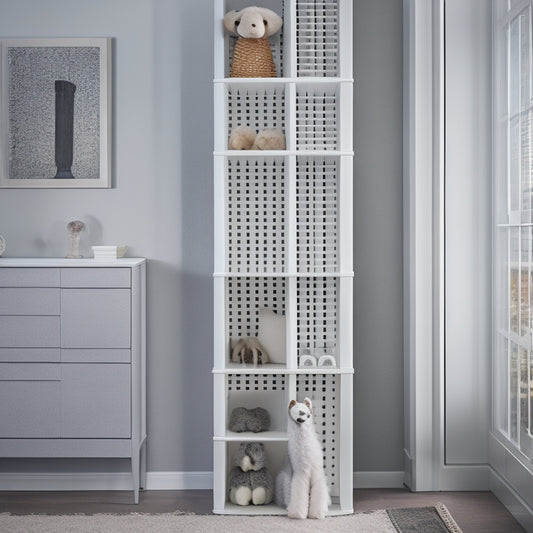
0 235 5 257
92 245 128 260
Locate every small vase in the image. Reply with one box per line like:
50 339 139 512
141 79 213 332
66 233 82 258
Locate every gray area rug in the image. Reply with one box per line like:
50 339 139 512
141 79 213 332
0 504 462 533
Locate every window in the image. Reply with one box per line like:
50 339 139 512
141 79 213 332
494 0 533 460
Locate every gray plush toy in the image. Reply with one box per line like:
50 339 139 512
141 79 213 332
229 407 271 433
229 442 274 506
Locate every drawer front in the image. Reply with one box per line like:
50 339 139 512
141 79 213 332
62 349 131 363
0 348 60 363
61 268 131 288
61 363 131 438
0 288 60 315
0 316 60 347
61 289 131 349
0 380 60 437
0 363 61 381
0 268 60 287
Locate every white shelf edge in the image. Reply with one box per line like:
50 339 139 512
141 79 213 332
214 150 354 157
213 272 354 278
214 431 288 442
214 77 354 84
212 367 354 375
213 502 353 516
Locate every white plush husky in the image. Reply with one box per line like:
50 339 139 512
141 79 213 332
275 398 331 519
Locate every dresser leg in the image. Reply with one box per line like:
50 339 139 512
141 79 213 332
132 452 140 504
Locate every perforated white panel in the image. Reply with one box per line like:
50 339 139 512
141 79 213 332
296 157 338 272
297 374 339 496
227 86 285 141
297 277 338 355
226 277 286 340
296 87 338 149
227 157 286 273
295 0 339 77
227 374 287 392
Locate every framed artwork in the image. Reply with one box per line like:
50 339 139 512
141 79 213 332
0 38 111 188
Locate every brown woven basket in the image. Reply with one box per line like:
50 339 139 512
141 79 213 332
230 37 277 78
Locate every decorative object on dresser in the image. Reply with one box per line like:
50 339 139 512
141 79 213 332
0 235 5 257
223 6 282 78
0 38 111 189
0 258 146 504
66 220 85 258
92 245 128 260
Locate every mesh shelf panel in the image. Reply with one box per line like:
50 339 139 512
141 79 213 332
227 374 287 392
297 277 338 354
227 86 285 142
295 0 339 77
227 158 286 273
296 87 338 149
227 277 287 341
296 374 339 496
296 157 338 272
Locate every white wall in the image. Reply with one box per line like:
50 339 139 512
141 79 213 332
445 0 492 466
0 0 405 481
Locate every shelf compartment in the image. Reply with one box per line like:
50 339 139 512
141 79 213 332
225 276 287 366
225 373 288 435
296 156 339 273
296 276 338 359
222 0 284 79
295 0 340 77
225 84 287 150
226 156 286 274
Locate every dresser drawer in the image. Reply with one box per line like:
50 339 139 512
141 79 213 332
61 268 131 288
61 349 131 363
0 268 60 287
0 316 60 347
0 348 60 363
0 288 60 315
0 380 60 438
0 362 61 381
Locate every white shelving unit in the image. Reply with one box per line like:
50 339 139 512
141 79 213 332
213 0 353 515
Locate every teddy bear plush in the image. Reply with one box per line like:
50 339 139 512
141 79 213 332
229 406 271 433
229 442 274 506
229 126 286 151
224 6 283 77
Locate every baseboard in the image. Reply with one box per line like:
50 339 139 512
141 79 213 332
0 470 405 491
353 471 405 489
490 468 533 532
0 471 213 491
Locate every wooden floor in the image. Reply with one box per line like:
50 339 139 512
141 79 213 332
0 488 525 532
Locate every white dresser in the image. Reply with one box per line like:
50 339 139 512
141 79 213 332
0 258 146 503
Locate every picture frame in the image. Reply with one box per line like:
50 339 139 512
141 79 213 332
0 38 111 188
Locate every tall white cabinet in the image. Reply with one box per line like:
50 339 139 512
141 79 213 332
213 0 353 515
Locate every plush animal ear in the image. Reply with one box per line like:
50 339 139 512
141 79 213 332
304 397 312 409
256 7 283 37
288 399 296 411
223 10 242 34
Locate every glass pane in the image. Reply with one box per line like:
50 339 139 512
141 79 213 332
530 352 533 436
498 335 510 434
511 342 519 443
511 116 521 214
510 227 520 335
521 9 533 222
498 228 511 332
520 346 529 440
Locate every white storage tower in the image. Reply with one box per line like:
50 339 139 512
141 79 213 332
213 0 353 515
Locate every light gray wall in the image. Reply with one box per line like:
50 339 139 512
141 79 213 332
353 0 404 472
0 0 404 476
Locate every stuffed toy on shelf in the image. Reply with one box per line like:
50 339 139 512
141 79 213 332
224 6 282 78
